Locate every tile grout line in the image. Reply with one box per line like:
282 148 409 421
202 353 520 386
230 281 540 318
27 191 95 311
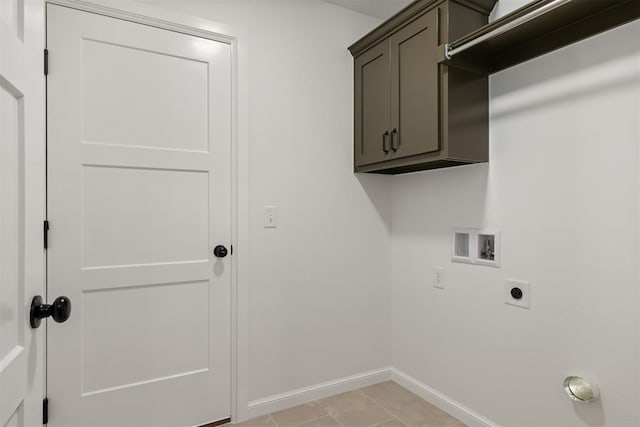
357 388 408 427
267 413 280 427
259 384 460 427
314 394 342 424
266 400 330 427
359 386 464 427
369 417 400 427
293 414 333 427
332 414 345 427
315 395 335 416
314 389 396 427
314 396 344 427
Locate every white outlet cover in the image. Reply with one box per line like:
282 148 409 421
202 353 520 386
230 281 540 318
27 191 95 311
433 267 445 289
505 279 530 309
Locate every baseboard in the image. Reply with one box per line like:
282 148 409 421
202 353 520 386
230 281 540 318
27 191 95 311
390 368 499 427
246 367 392 419
246 367 498 427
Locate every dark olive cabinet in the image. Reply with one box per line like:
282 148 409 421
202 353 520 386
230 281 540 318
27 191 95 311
350 0 497 174
354 40 391 166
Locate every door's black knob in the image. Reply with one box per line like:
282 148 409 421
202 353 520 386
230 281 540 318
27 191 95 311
30 295 72 329
213 245 228 258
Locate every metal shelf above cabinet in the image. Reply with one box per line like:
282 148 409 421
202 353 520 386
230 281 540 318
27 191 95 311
443 0 640 74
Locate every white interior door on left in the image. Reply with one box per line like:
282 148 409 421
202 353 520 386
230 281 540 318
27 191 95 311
46 4 232 426
0 1 46 427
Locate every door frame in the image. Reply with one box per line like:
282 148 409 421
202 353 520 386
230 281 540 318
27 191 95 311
44 0 249 422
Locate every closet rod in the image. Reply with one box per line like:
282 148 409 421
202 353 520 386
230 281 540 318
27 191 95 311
444 0 572 59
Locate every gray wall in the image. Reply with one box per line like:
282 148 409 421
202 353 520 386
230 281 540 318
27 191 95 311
144 0 392 405
391 19 640 426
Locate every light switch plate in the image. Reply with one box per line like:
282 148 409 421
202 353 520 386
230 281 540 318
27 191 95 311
264 206 278 228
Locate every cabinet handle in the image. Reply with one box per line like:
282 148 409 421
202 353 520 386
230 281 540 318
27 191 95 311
391 129 399 152
382 131 390 154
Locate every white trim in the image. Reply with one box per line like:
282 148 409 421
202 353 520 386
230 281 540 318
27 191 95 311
246 367 500 426
43 0 248 422
232 28 251 424
46 0 236 42
19 1 46 425
247 368 393 419
390 368 499 427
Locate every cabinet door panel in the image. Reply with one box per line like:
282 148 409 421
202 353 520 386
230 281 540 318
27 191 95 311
390 10 439 159
354 40 391 167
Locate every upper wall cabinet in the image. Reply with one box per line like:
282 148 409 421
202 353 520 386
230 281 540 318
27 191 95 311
350 0 497 174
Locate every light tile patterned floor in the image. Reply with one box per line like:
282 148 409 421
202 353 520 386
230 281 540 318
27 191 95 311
234 381 466 427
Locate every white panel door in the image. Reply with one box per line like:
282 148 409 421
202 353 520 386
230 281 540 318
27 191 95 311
0 1 45 427
47 5 232 426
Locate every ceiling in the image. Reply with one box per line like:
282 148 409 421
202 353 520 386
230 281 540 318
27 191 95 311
322 0 413 19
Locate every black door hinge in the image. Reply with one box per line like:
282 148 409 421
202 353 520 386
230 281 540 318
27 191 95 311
44 220 49 249
43 397 48 424
230 245 233 255
44 49 48 75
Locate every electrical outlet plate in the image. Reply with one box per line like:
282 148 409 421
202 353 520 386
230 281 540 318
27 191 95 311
433 267 445 289
505 279 530 309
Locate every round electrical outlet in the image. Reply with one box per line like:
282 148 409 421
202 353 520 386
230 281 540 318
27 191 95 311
510 287 523 300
